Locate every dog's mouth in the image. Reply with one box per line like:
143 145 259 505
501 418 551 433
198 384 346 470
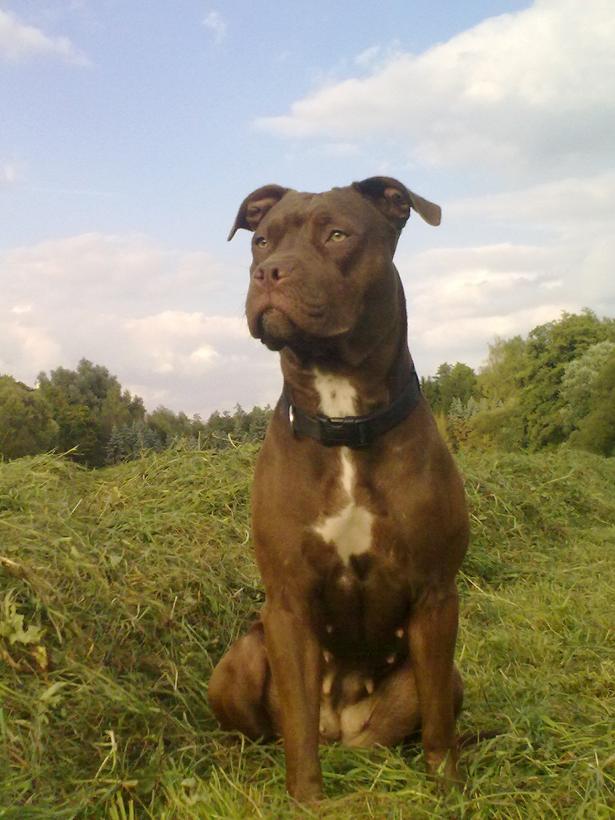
247 282 358 355
256 307 299 351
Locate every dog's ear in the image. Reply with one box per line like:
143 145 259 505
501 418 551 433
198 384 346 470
227 184 289 241
353 176 441 229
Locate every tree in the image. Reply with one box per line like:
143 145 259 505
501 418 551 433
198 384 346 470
422 363 478 414
106 421 163 464
148 406 195 447
38 359 145 467
245 405 272 441
421 375 439 410
99 383 145 439
570 355 615 456
201 409 235 449
427 362 479 415
559 341 615 434
518 310 615 449
0 376 58 460
465 402 526 451
232 404 250 440
478 335 526 406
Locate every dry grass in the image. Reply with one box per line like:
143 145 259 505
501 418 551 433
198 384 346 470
0 444 614 817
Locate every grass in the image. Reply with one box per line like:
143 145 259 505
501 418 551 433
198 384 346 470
0 443 614 817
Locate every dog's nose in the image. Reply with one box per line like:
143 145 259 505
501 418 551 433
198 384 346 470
253 262 289 286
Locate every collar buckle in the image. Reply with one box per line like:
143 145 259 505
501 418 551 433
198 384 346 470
318 416 371 448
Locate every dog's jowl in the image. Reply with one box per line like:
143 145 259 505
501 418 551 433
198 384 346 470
208 177 469 802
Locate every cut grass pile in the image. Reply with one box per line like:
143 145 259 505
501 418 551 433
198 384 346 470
0 444 614 818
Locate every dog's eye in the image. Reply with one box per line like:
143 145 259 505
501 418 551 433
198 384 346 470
328 230 348 243
254 236 268 248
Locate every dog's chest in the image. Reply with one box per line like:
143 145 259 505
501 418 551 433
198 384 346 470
311 371 374 564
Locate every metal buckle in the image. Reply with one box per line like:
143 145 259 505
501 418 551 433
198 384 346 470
318 416 371 448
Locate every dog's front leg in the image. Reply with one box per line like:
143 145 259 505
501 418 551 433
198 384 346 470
262 598 323 802
407 584 462 788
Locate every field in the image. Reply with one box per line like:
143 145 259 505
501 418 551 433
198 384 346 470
0 444 614 818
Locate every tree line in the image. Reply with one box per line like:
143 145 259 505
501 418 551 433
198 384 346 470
421 309 615 456
1 310 614 466
0 359 271 467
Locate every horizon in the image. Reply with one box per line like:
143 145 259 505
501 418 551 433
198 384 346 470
3 306 609 420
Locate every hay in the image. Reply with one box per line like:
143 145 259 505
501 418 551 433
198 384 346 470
1 445 614 817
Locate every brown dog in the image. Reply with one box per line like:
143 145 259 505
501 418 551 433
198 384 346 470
208 177 469 802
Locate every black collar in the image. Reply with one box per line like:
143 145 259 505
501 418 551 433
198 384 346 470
282 370 421 449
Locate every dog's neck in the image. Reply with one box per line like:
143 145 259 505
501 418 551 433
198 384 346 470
280 269 413 418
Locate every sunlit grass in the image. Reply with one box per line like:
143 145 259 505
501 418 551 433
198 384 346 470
0 445 613 816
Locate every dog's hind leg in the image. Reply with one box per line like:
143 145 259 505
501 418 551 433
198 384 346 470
208 621 277 740
340 660 463 748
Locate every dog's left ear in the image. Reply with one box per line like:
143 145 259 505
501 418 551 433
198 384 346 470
227 184 289 241
353 176 441 229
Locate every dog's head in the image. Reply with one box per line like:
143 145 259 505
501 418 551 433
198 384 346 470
228 177 441 352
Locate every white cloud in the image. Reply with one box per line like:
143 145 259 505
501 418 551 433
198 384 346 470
319 142 362 158
0 233 226 311
407 245 562 321
120 310 278 412
0 320 61 377
0 163 18 186
449 171 615 232
354 45 381 68
2 218 613 412
123 311 248 376
190 344 219 365
202 10 227 45
410 302 580 372
0 9 89 65
2 162 613 414
0 233 280 416
255 0 615 175
398 209 615 374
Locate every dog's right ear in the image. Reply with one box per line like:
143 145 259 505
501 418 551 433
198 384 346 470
227 184 289 241
353 176 441 229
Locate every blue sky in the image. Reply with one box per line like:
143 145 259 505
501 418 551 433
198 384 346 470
2 1 614 415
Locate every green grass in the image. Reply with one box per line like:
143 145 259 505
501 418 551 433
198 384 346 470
0 444 614 818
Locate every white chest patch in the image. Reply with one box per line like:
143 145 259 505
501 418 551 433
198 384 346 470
311 370 374 564
312 370 358 417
